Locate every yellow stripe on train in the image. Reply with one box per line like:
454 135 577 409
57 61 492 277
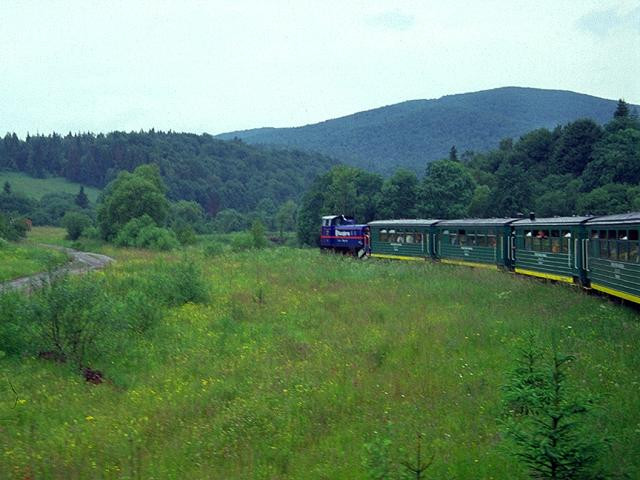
370 253 425 262
441 259 498 270
514 268 573 284
591 283 640 305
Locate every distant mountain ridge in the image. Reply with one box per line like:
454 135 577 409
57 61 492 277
217 87 637 174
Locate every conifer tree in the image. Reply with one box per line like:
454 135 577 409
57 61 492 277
3 181 11 194
614 99 629 118
449 145 458 162
75 186 89 208
502 336 608 479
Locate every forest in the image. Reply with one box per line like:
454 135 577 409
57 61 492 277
0 130 335 216
297 100 640 244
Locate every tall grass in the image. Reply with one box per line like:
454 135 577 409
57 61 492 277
0 249 638 478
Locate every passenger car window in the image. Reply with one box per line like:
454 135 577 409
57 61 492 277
562 231 571 254
458 229 466 246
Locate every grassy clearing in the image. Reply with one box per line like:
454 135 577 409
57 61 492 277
0 241 68 281
0 171 101 202
24 226 73 247
0 248 639 478
25 226 115 259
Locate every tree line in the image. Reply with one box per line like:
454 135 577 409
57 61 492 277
0 130 336 217
298 100 640 245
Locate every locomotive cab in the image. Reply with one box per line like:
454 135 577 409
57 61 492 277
320 215 369 256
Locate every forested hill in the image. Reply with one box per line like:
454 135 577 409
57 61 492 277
0 131 336 215
217 87 636 174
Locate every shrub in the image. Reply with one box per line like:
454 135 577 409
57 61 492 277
214 208 248 233
114 215 156 247
0 291 35 356
121 290 163 334
231 233 254 252
0 212 29 241
110 258 209 308
175 224 197 245
62 211 92 240
82 226 101 240
135 225 179 251
159 258 209 305
29 274 120 368
250 219 267 249
113 216 179 250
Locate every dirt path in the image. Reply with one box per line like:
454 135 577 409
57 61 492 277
1 245 114 292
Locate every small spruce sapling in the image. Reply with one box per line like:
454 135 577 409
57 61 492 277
501 335 608 479
401 433 434 480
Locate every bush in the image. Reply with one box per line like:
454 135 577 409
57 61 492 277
250 219 267 249
0 257 209 378
231 233 254 252
116 258 208 306
114 215 156 247
149 258 208 306
0 291 35 356
28 274 121 367
62 211 92 240
120 290 163 334
135 225 179 251
82 226 101 240
214 208 248 233
0 212 29 241
175 225 197 245
113 216 179 250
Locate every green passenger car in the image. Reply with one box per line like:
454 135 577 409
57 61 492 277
512 216 592 284
368 220 438 260
435 219 517 270
584 213 640 304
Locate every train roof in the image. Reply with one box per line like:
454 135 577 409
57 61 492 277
322 215 354 220
335 224 368 230
368 219 440 227
437 218 518 227
585 212 640 226
512 216 593 226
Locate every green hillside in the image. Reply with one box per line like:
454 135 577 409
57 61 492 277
0 171 100 202
217 87 638 174
0 132 336 215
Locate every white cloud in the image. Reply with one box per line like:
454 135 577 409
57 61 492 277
578 4 640 36
366 9 416 31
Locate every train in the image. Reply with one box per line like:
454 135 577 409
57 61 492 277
320 212 640 305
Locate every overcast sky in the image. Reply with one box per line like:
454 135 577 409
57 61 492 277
1 0 639 137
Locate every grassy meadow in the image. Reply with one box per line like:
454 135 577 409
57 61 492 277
0 171 101 202
0 241 69 282
0 244 639 479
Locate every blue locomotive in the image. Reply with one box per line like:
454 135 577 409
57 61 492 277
320 215 370 257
